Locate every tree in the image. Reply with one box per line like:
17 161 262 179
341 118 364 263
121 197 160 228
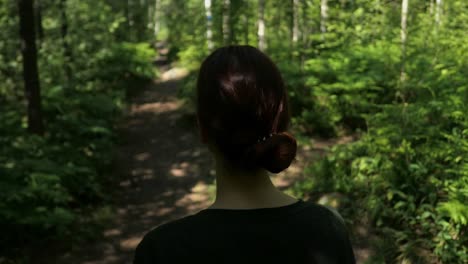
241 0 249 44
59 0 72 84
400 0 409 85
204 0 214 50
34 0 43 43
320 0 328 38
135 0 149 40
435 0 442 26
257 0 265 50
223 0 231 45
126 0 134 41
292 0 299 43
153 0 161 37
299 0 310 69
18 0 44 135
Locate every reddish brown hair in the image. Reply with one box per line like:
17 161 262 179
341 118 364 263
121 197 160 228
196 45 296 173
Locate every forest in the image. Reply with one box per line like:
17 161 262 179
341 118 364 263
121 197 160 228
1 0 467 263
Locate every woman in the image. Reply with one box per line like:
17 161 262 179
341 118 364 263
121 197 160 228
134 45 355 264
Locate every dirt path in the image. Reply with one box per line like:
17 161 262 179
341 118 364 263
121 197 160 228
58 68 369 263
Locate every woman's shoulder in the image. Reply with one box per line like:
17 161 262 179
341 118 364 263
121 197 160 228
137 200 348 244
139 214 198 244
294 200 349 236
134 214 200 263
298 200 344 219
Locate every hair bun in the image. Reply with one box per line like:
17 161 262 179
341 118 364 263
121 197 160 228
250 132 297 173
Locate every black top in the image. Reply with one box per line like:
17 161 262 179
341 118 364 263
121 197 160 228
134 200 356 264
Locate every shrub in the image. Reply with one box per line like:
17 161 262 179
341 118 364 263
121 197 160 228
0 39 156 256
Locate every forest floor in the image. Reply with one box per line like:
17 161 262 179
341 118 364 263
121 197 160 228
57 66 372 264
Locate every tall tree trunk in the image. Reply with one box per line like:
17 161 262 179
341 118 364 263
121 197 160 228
292 0 299 43
223 0 231 45
18 0 44 135
127 0 133 27
126 0 134 41
371 0 383 39
242 8 249 44
153 0 160 37
435 0 442 26
400 0 409 87
204 0 214 51
300 0 309 92
300 0 312 54
300 0 310 48
59 0 72 85
257 0 266 51
147 1 153 33
35 0 43 44
137 0 147 40
320 0 328 38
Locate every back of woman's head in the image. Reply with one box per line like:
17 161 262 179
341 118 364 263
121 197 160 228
196 45 296 174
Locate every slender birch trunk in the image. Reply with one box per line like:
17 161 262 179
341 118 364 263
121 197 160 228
257 0 266 51
59 0 72 84
242 0 249 45
127 0 133 27
435 0 442 26
292 0 299 43
320 0 328 39
400 0 409 85
204 0 214 51
154 0 160 37
223 0 231 45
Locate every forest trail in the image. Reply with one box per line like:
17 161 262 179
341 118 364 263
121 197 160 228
58 66 367 264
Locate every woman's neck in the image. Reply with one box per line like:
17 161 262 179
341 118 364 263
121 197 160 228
208 157 298 209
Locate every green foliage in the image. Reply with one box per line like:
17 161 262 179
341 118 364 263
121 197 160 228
297 100 468 261
293 29 468 263
2 0 468 262
96 42 158 83
166 1 468 260
287 1 468 263
165 0 209 64
0 89 119 252
300 41 399 133
0 0 157 259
